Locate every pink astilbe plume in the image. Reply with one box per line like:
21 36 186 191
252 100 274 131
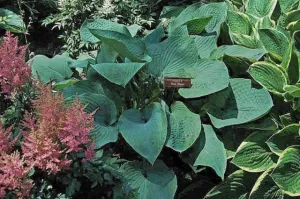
0 122 15 152
22 84 95 174
0 32 31 95
0 151 33 199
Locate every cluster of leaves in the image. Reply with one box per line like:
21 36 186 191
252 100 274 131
42 0 158 58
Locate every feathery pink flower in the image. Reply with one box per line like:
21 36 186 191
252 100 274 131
0 122 15 152
0 32 31 95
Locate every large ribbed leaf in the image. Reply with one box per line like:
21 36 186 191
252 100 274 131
0 9 25 33
203 78 273 128
143 25 165 47
249 62 288 94
166 102 201 153
146 36 198 77
181 125 227 179
121 160 177 199
90 29 149 62
31 55 73 84
205 170 258 199
271 146 300 196
231 131 277 172
76 93 118 149
169 2 227 34
192 34 218 58
80 19 130 43
210 45 265 60
63 80 105 99
250 169 285 199
178 59 230 98
245 0 277 17
91 63 145 87
227 10 252 35
258 29 289 61
266 124 300 155
118 103 168 164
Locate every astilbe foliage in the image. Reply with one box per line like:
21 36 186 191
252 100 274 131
22 84 95 174
0 151 33 199
0 32 31 96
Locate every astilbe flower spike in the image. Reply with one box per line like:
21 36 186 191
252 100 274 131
0 151 33 199
0 32 31 95
0 121 15 152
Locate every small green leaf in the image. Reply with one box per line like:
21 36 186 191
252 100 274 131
166 102 201 153
92 63 145 87
266 124 300 155
249 62 288 94
182 125 227 179
232 131 277 172
271 146 300 196
118 103 168 164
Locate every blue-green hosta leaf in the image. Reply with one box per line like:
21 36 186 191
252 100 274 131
91 63 145 87
31 55 73 84
169 16 212 34
232 131 277 172
182 125 227 179
143 25 165 47
210 45 265 60
271 146 300 196
245 0 277 18
170 25 189 36
192 34 218 58
227 10 252 35
90 29 150 62
178 59 230 98
205 170 258 199
237 116 278 131
266 124 300 155
203 78 273 128
80 19 130 43
250 169 285 199
279 0 299 13
118 103 168 164
53 79 78 90
169 2 227 34
223 55 254 77
160 6 186 19
146 36 198 78
96 43 118 64
249 62 288 94
63 80 104 99
0 9 25 33
121 160 177 199
127 24 141 37
166 102 201 153
258 28 289 61
76 93 118 149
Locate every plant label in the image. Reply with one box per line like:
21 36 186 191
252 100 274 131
164 78 192 88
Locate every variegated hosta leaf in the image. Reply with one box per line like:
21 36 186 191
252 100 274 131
249 62 288 94
121 160 177 199
166 102 201 153
271 146 300 196
0 8 25 33
227 10 252 35
118 102 168 164
203 78 273 128
245 0 278 18
279 0 299 13
250 169 285 199
266 124 300 155
258 28 289 61
181 125 227 179
205 170 258 199
231 131 277 172
177 59 230 98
